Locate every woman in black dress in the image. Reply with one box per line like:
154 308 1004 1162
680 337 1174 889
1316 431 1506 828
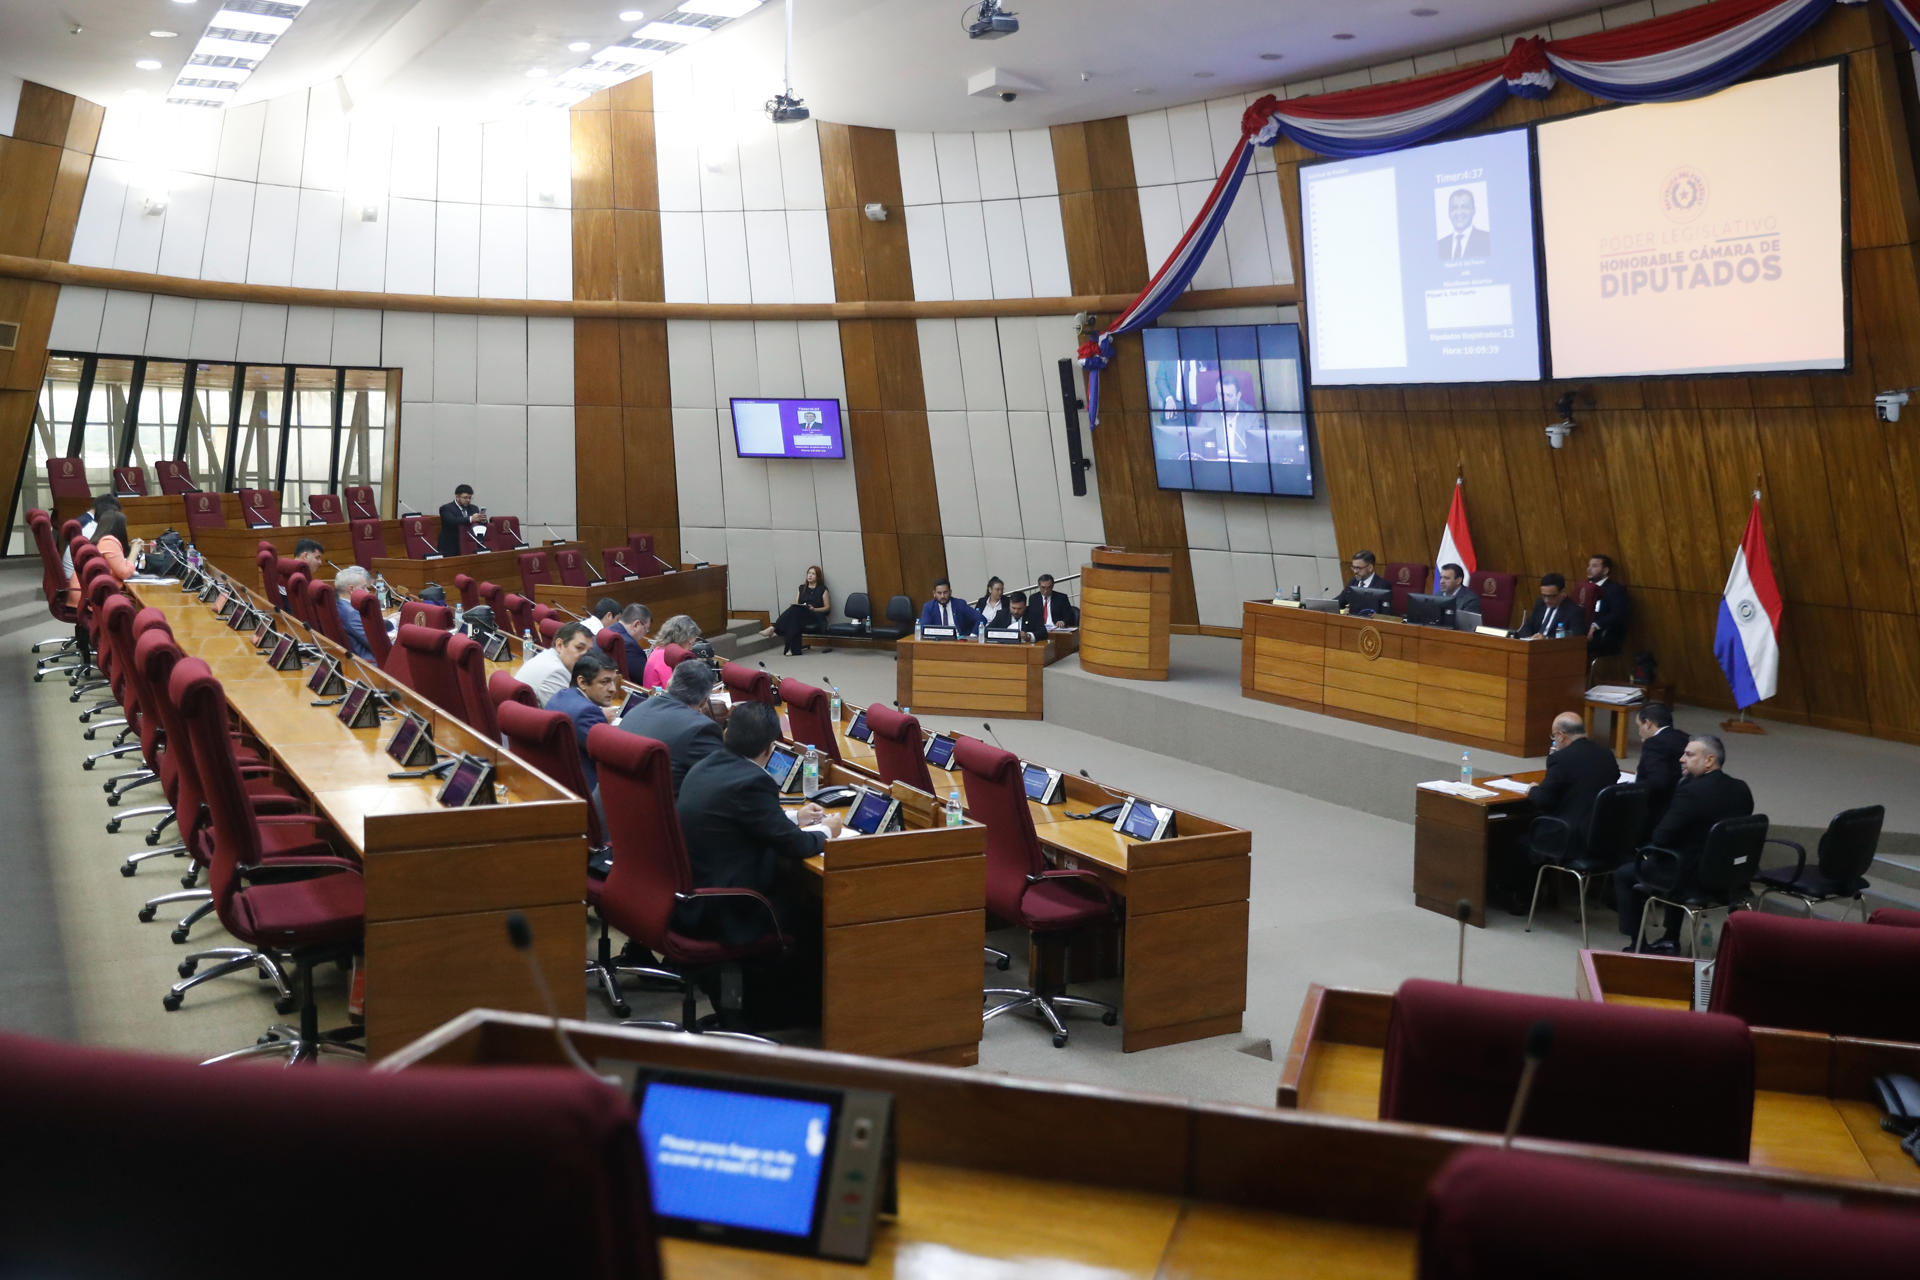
765 564 830 655
974 576 1007 629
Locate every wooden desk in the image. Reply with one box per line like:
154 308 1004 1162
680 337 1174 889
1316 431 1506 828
893 631 1076 721
820 704 1252 1052
1278 983 1920 1188
532 563 729 637
1411 768 1539 928
1078 546 1171 680
387 1010 1920 1279
1242 600 1586 755
127 580 590 1059
372 545 579 598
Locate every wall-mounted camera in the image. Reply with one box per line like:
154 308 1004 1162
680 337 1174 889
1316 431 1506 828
998 91 1016 102
1876 390 1909 422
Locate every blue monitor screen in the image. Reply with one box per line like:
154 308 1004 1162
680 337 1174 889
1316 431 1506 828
639 1081 833 1238
730 398 846 460
1142 323 1313 497
1120 799 1164 840
1299 125 1542 385
924 734 956 770
1022 763 1054 801
764 744 798 787
848 789 892 834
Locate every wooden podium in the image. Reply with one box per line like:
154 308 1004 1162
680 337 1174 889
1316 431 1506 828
1076 546 1171 681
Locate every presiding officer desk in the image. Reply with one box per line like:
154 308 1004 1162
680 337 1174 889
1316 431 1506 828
129 576 589 1059
386 1009 1920 1279
813 701 1252 1053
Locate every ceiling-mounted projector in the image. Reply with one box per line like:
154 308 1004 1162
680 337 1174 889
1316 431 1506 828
767 91 809 123
967 0 1018 39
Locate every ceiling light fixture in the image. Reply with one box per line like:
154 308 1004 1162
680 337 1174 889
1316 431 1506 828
135 59 163 70
633 20 712 42
167 0 311 107
1132 86 1155 94
150 30 179 38
568 40 591 51
618 10 645 20
677 0 762 15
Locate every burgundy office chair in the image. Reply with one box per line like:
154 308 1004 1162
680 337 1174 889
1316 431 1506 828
396 600 453 631
553 547 593 587
1380 979 1753 1161
865 703 932 793
256 548 280 601
501 592 536 638
595 627 629 678
479 578 508 616
518 552 553 591
587 724 783 1043
400 516 438 558
1472 570 1516 629
307 492 345 524
307 579 350 648
111 465 148 497
445 633 499 740
238 487 281 528
348 588 391 666
155 458 196 495
1385 562 1430 615
603 547 644 582
659 642 692 671
283 571 313 628
720 661 774 708
1418 1148 1920 1280
350 519 389 568
538 617 562 647
274 553 306 593
184 491 227 531
0 1030 660 1279
390 624 464 716
28 514 85 681
1871 907 1920 928
489 670 540 712
776 678 841 763
451 572 480 611
45 455 89 502
957 736 1119 1047
342 483 378 520
457 520 487 555
492 515 528 548
1707 911 1920 1042
626 532 663 577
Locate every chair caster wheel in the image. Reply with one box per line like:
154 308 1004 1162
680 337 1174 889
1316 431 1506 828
82 759 95 771
138 905 157 922
119 862 136 877
179 874 195 889
612 1002 632 1019
106 819 122 834
275 996 297 1015
107 792 121 806
144 831 161 845
83 728 96 740
178 961 196 978
33 673 42 683
995 955 1011 971
258 1032 280 1045
170 927 190 944
1051 1032 1068 1048
162 994 183 1012
1101 1010 1118 1026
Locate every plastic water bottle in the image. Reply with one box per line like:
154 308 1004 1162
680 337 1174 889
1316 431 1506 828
1459 750 1473 785
1291 584 1301 602
914 617 923 641
186 543 200 573
803 745 820 798
1697 918 1714 954
1554 621 1567 640
828 685 842 726
453 601 465 632
375 573 390 610
946 789 963 827
523 626 536 652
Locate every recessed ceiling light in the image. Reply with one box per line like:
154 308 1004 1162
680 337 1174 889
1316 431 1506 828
525 67 549 78
135 59 163 70
1332 33 1356 40
1132 86 1155 94
618 9 645 19
1411 7 1440 15
568 40 591 51
676 0 762 15
150 30 179 38
1193 71 1215 79
1259 52 1284 61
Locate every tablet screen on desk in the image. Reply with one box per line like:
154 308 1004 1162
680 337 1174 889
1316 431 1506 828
1116 796 1173 841
306 657 337 693
615 689 647 722
846 709 870 743
336 684 372 726
639 1078 835 1242
846 788 898 836
764 744 800 791
436 754 491 807
924 734 956 770
1022 763 1062 805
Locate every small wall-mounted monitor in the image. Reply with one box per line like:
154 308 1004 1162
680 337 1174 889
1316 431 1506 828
731 398 846 460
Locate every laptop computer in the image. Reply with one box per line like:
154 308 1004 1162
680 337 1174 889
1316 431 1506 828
1301 597 1340 613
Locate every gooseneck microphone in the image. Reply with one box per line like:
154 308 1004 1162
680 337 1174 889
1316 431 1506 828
981 722 1008 753
1455 898 1473 985
505 911 620 1087
1502 1020 1555 1147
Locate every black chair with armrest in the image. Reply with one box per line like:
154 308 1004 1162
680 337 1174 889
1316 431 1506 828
1752 804 1882 923
870 594 913 642
823 590 872 640
1630 813 1768 956
1525 783 1648 947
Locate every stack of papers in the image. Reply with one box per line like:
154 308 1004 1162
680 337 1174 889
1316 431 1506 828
1617 770 1637 784
1418 779 1500 800
1485 777 1534 795
1586 684 1646 705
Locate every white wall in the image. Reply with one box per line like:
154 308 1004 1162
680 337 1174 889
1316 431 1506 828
49 89 578 534
895 128 1071 302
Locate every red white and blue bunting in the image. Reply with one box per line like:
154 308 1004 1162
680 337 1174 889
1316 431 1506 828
1076 0 1878 422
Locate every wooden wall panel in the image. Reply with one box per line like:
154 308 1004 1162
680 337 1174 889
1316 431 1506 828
1289 6 1920 741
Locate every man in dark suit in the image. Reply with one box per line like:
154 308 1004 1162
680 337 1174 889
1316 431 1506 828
1500 713 1620 910
1004 590 1047 643
1585 554 1632 658
1033 573 1078 630
1437 563 1482 618
1438 188 1491 262
603 602 652 683
1335 550 1394 612
1631 701 1687 836
1513 573 1587 639
675 701 846 1027
1613 733 1754 950
547 650 619 795
617 659 724 795
436 484 484 558
919 578 985 635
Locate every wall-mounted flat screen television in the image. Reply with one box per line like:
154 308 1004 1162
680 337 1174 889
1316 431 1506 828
731 398 847 460
1142 322 1314 497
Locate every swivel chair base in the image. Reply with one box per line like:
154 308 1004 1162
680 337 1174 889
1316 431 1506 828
201 952 363 1067
983 987 1117 1049
620 964 780 1048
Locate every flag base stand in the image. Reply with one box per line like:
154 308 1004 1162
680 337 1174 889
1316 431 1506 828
1720 709 1766 736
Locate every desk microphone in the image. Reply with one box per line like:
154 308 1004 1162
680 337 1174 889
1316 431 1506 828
652 553 678 575
325 560 348 575
504 911 621 1087
1067 768 1132 821
980 722 1008 753
1501 1020 1554 1147
398 500 421 517
1455 898 1473 985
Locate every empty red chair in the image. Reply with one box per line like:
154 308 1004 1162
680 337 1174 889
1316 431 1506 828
0 1030 658 1278
1471 570 1516 628
307 493 345 523
1419 1148 1920 1280
184 491 227 531
458 520 487 555
603 547 644 582
1380 978 1753 1161
480 579 509 617
28 514 84 680
451 573 480 610
489 670 540 712
400 516 437 558
501 592 535 638
1385 562 1430 614
45 455 89 501
256 548 280 601
1708 911 1920 1041
518 551 553 591
111 466 148 497
395 600 453 631
348 588 391 666
282 571 313 627
307 580 349 648
552 547 594 587
721 660 774 708
238 488 281 528
445 633 499 740
342 483 377 520
958 735 1118 1047
389 624 464 715
350 518 389 568
595 626 629 677
626 532 664 577
531 603 560 630
865 702 932 793
492 515 528 548
777 678 841 763
155 459 196 495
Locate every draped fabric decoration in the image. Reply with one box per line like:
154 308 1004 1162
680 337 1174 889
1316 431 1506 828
1076 0 1874 422
1884 0 1920 46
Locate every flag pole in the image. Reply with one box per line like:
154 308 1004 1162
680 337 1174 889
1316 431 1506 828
1721 476 1767 736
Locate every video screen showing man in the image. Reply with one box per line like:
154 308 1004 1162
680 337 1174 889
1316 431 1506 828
1142 324 1311 498
1438 185 1491 263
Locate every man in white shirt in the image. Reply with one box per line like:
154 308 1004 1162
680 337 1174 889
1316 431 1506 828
515 621 594 706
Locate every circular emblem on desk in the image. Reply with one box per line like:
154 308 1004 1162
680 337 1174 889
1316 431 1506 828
1359 625 1383 660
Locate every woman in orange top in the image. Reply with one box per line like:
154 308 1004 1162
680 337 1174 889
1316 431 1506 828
66 505 140 607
